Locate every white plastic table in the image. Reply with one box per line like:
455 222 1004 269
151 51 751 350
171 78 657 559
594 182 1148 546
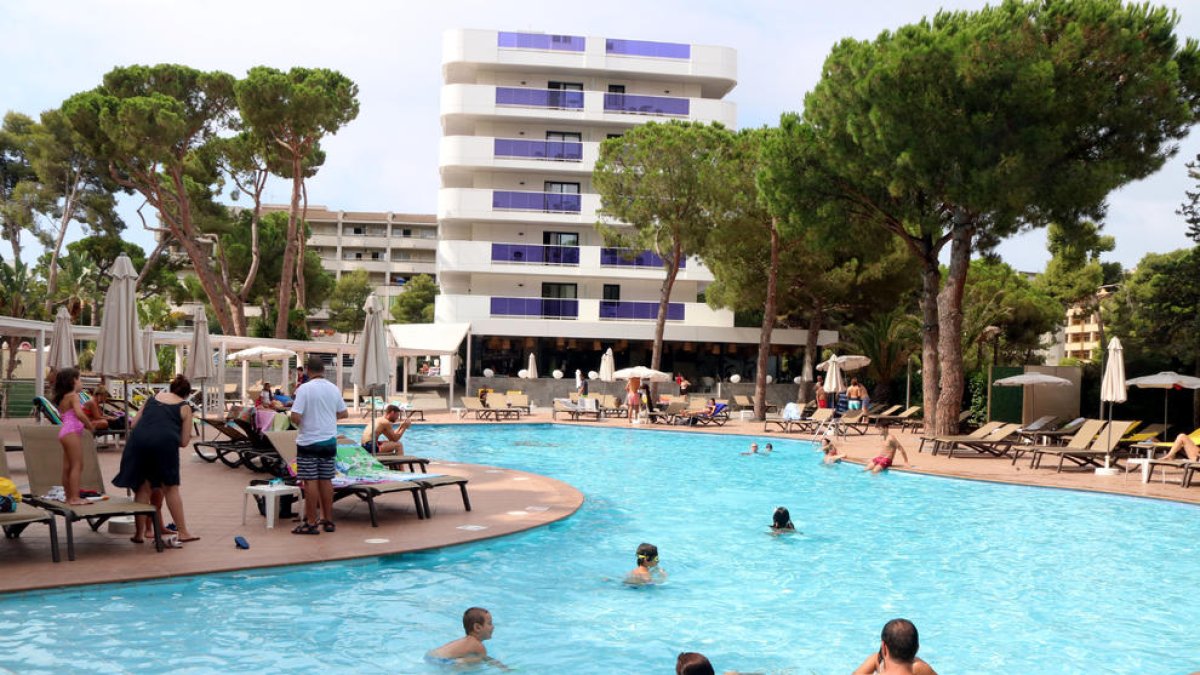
243 483 302 529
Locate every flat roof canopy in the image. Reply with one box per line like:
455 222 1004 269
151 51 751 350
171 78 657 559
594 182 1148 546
388 322 470 357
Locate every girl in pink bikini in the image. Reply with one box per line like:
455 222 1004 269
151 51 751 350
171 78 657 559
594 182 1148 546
52 368 95 505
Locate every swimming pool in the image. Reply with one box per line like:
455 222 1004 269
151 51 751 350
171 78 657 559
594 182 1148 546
2 424 1197 673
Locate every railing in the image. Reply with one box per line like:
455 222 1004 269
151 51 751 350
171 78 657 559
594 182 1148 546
605 38 690 59
600 248 685 269
492 190 582 213
498 32 585 52
491 243 580 265
603 92 689 116
600 300 685 321
493 138 583 162
495 87 584 110
490 296 579 319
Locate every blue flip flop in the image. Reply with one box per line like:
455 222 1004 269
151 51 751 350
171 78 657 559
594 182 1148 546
234 536 249 550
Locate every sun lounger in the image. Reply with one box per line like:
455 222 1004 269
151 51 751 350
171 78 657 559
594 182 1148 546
265 431 470 525
460 397 519 421
766 407 834 434
194 417 256 467
599 394 626 418
1012 419 1105 467
376 454 432 473
921 421 1005 454
485 392 525 418
1031 421 1137 472
0 444 61 562
1140 428 1200 482
678 401 729 426
874 406 921 431
941 423 1024 459
836 408 875 436
553 397 601 421
32 395 126 447
19 426 163 560
648 401 685 424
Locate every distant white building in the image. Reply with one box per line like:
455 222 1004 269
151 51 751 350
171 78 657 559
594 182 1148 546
436 28 830 380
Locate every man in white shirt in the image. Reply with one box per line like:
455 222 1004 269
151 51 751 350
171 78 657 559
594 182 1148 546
288 355 348 534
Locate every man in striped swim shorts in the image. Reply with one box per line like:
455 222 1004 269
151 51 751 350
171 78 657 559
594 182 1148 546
289 355 348 535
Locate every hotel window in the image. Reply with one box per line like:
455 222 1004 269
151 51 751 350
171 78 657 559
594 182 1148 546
543 231 579 247
542 282 577 299
547 81 583 109
603 284 620 301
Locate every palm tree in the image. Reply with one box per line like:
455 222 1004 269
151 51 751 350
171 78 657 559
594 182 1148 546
50 250 96 323
0 261 42 379
836 309 921 404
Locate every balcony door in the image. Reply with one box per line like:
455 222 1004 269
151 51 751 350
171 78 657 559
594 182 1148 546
546 131 582 160
547 81 582 109
541 282 578 319
542 231 579 265
544 181 580 213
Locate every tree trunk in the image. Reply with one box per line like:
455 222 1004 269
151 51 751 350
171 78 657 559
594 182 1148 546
274 156 304 339
651 242 683 379
918 253 941 434
295 181 309 311
753 221 781 420
44 172 82 315
801 302 823 405
934 221 975 436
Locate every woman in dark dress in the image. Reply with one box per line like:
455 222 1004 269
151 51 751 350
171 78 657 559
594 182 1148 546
113 375 198 544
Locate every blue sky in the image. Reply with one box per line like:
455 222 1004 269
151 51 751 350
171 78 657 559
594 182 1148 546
2 0 1198 273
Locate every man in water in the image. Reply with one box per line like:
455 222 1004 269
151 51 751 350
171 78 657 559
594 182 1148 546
852 618 937 674
864 432 910 473
428 607 508 669
741 442 760 455
360 405 411 454
821 437 845 464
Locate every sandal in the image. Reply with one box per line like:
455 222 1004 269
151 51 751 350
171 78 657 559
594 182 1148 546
291 522 320 535
320 520 336 533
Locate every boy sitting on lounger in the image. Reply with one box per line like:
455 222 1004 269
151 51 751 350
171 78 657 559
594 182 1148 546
864 432 910 473
360 405 411 454
428 607 507 669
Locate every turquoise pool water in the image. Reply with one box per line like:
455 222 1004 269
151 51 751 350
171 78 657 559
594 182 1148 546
2 424 1198 673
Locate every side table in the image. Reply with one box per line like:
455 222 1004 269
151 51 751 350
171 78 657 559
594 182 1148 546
243 483 302 529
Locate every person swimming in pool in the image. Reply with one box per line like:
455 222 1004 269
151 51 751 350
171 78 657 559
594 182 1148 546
427 607 508 670
821 437 845 464
770 506 795 534
626 542 668 585
741 442 760 455
864 432 910 473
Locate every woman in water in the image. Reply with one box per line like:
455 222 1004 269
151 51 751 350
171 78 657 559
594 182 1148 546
626 542 668 585
770 506 796 533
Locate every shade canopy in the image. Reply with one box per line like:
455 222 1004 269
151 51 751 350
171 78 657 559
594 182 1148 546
185 306 216 381
141 326 159 375
227 346 299 362
526 353 538 379
817 354 871 373
613 366 671 382
47 306 77 371
993 373 1072 387
1100 337 1127 404
385 322 470 357
599 348 616 382
92 254 145 379
352 294 391 390
1125 372 1200 389
821 354 844 394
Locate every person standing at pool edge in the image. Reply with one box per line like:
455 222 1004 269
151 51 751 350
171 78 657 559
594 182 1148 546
289 355 347 535
428 607 508 669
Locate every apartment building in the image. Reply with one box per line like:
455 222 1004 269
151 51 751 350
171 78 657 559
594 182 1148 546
437 29 829 381
1061 284 1119 362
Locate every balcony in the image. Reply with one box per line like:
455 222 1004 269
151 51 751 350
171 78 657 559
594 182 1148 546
490 296 579 319
493 138 582 161
436 240 713 281
492 189 581 213
600 248 685 269
497 31 585 52
439 188 602 224
491 243 579 266
605 38 689 59
440 136 597 175
441 84 736 127
600 300 684 321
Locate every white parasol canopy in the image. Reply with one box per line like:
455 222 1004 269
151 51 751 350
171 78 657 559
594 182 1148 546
353 294 391 392
1098 337 1127 473
993 373 1072 387
526 353 538 379
227 346 299 362
47 306 77 371
817 354 871 373
92 254 146 379
141 326 159 376
1125 371 1199 435
185 306 216 381
820 354 844 394
600 348 615 382
613 366 672 382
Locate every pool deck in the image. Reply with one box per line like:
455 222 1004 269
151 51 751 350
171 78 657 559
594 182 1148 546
1 410 1196 594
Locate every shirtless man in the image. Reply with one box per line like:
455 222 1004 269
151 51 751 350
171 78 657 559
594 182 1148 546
428 607 507 669
360 405 411 454
864 432 910 473
852 618 938 675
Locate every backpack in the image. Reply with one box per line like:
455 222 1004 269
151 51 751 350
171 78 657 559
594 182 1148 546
0 477 21 513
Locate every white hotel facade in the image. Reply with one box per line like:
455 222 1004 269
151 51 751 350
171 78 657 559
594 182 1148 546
436 29 829 381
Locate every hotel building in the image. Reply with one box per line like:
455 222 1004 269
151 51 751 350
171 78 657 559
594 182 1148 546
437 29 829 381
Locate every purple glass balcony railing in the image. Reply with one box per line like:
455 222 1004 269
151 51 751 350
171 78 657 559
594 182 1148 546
491 243 580 265
603 93 689 116
498 32 586 52
495 87 584 110
493 139 583 161
490 296 579 319
600 301 685 321
492 190 582 213
605 39 690 59
600 248 686 269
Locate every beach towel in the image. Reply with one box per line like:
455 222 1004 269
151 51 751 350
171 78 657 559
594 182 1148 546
781 402 804 420
287 443 441 488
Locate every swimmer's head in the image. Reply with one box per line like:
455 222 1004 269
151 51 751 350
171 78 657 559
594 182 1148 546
462 607 493 640
764 443 773 451
636 542 659 567
749 443 759 453
772 507 793 530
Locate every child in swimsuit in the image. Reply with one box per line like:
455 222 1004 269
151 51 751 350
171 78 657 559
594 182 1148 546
53 368 95 505
626 542 667 585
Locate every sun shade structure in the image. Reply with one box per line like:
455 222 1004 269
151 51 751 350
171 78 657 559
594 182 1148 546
47 306 77 371
820 354 844 394
993 373 1072 387
526 353 538 379
817 354 871 373
226 346 299 362
600 348 616 382
613 366 671 382
186 306 216 438
353 294 392 452
92 254 145 379
1099 337 1127 473
1125 371 1200 433
141 326 159 377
